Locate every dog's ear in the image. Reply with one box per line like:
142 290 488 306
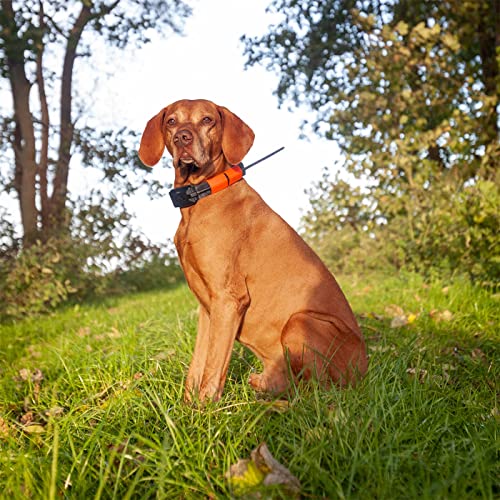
218 106 255 165
138 109 167 167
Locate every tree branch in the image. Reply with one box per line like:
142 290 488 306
51 2 93 221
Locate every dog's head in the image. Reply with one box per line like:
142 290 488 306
138 99 255 186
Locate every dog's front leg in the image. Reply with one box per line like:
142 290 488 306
184 305 210 402
198 295 249 402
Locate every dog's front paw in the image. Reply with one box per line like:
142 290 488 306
198 382 222 402
184 387 196 403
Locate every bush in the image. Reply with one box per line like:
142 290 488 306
0 239 77 317
0 195 183 319
114 253 184 293
302 170 500 288
406 179 500 287
0 235 184 319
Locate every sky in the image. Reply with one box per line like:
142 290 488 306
2 0 343 244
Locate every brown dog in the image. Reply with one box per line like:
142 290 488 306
139 99 368 402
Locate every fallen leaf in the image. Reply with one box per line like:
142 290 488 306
26 345 42 359
0 417 10 439
260 399 290 414
385 304 405 317
18 368 31 381
253 443 300 492
471 348 487 364
391 315 408 328
107 327 121 339
23 424 45 434
227 442 300 496
430 309 453 322
31 368 44 383
152 349 176 361
440 310 453 321
45 407 65 418
407 367 428 383
77 327 91 337
226 457 266 495
327 404 348 424
20 411 35 425
369 345 393 353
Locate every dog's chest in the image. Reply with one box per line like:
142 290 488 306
174 213 217 276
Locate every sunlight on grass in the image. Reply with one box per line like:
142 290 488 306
0 273 498 498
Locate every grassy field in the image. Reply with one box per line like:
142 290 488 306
0 271 498 498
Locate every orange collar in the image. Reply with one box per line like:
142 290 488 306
168 147 285 209
169 165 245 208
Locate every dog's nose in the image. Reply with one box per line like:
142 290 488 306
174 129 193 146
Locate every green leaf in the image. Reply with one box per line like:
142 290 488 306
395 21 409 36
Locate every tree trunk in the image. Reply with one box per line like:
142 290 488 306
2 0 39 245
49 4 93 232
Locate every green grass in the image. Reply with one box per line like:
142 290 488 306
0 271 498 498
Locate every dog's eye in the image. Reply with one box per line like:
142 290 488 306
166 118 176 126
202 116 213 125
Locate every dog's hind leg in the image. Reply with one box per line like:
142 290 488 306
281 311 368 387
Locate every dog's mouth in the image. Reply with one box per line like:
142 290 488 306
176 156 202 182
179 158 199 172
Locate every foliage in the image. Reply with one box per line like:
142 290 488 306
242 0 384 115
243 0 499 285
0 272 498 497
303 171 500 287
301 168 396 273
0 0 191 243
0 207 20 263
0 239 77 317
114 253 185 295
0 193 183 318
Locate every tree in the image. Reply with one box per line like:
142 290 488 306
0 0 191 245
242 0 499 284
242 0 498 143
